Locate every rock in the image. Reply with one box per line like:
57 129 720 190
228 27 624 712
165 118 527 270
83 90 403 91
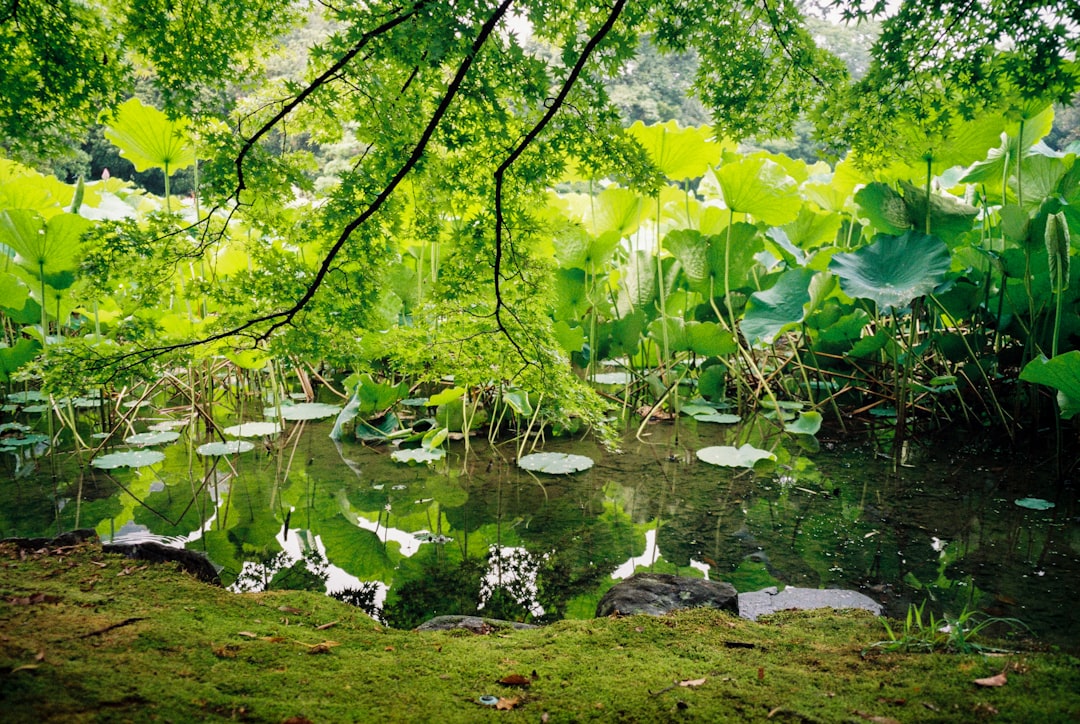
595 573 738 618
2 528 99 550
737 586 882 621
102 541 221 586
413 615 539 633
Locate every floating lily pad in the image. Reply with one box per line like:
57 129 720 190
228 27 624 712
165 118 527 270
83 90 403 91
71 397 103 409
148 420 187 432
6 391 46 403
92 450 166 469
390 448 446 465
196 440 255 456
1 433 49 447
21 404 49 414
1014 497 1055 511
125 431 181 446
591 372 632 385
223 422 282 437
263 403 342 421
696 444 776 468
0 422 30 433
517 452 594 475
694 413 741 424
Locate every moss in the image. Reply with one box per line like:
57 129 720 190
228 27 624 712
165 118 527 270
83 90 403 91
1 541 1078 723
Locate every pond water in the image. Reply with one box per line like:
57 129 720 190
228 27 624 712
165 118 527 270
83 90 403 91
2 405 1077 652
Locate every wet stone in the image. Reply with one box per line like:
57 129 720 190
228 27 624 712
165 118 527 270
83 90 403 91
595 573 739 618
737 586 882 621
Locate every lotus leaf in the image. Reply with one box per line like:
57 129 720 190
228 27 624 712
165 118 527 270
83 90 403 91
694 413 741 424
196 440 255 456
264 402 343 421
591 372 632 385
92 450 166 469
696 444 775 468
390 448 445 465
1019 351 1080 419
223 422 282 437
2 433 48 447
1014 497 1055 510
829 231 951 312
124 431 181 446
517 452 594 475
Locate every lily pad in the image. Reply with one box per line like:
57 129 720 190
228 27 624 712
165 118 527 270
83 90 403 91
196 440 255 456
92 450 166 469
1014 497 1055 511
694 413 741 424
391 448 446 465
263 403 343 421
696 444 776 468
124 431 181 446
517 452 594 475
1 433 49 447
223 422 282 437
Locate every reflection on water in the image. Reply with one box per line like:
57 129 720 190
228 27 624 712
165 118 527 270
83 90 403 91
2 414 1076 650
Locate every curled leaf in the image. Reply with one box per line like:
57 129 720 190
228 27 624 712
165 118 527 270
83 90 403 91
679 677 707 687
495 696 522 710
973 672 1007 687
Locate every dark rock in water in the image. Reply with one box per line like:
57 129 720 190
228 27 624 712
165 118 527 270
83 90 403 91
738 586 882 621
102 541 221 586
414 615 539 633
595 573 739 617
2 528 99 550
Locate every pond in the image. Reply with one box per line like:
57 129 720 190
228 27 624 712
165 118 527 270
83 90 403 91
2 400 1077 652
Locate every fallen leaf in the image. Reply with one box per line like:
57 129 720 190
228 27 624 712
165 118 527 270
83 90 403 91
495 696 521 710
262 636 286 643
498 674 532 687
11 664 40 673
973 673 1007 687
757 667 765 681
316 621 339 631
679 678 707 688
852 711 901 724
384 646 395 652
278 606 304 615
237 631 258 638
307 641 340 654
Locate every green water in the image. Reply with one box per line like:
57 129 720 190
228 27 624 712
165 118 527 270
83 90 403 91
2 411 1076 651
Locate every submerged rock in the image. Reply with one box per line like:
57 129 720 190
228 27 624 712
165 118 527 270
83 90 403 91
102 541 221 586
595 573 739 617
414 615 539 633
737 586 882 621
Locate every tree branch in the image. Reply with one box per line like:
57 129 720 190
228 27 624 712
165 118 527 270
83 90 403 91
492 0 629 364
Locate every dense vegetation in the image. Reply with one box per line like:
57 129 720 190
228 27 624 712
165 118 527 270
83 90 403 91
3 1 1079 453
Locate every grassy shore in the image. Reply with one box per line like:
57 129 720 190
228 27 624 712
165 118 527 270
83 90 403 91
1 540 1077 723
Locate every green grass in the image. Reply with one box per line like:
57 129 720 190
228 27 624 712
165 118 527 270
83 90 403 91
1 541 1077 722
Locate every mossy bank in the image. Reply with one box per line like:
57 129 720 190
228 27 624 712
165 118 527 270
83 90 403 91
1 541 1077 723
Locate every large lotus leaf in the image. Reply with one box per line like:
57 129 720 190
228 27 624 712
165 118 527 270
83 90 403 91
627 120 725 181
616 249 656 315
712 155 800 226
696 444 775 468
897 110 1006 173
1019 352 1080 419
0 338 39 382
960 105 1055 194
855 183 911 235
780 206 842 252
588 187 646 238
552 267 588 322
665 224 760 297
687 321 737 356
517 452 594 475
0 211 90 288
350 373 409 416
196 440 255 456
264 402 343 421
741 267 816 346
0 272 30 311
316 514 396 581
91 450 166 469
552 320 585 354
104 98 196 174
898 181 978 243
829 232 951 312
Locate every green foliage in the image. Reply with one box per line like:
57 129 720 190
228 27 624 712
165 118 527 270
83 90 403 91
870 601 1029 655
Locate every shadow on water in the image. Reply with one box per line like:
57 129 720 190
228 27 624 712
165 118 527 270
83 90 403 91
2 412 1076 652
